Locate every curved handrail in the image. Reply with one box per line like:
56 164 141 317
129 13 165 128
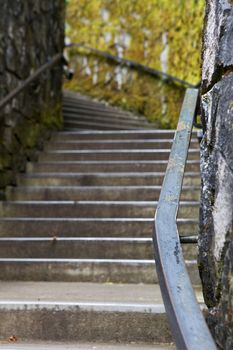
66 43 199 89
153 88 216 349
0 53 63 111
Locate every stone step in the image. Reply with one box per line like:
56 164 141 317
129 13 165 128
38 149 199 162
0 237 197 260
0 201 199 219
0 259 199 284
26 160 200 173
64 113 151 127
0 281 193 344
0 218 198 237
45 139 199 150
17 172 200 187
6 185 200 201
52 130 197 141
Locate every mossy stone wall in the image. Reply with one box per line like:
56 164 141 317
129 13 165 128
0 0 65 197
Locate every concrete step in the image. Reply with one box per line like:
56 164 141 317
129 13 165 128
0 89 200 348
0 280 203 309
17 173 200 187
52 130 197 141
63 101 148 123
0 201 199 219
0 237 197 260
0 218 198 237
63 120 147 131
63 96 137 113
63 113 151 128
44 139 199 150
0 281 197 344
0 342 175 350
63 104 147 120
0 259 200 284
63 102 134 112
38 149 199 162
63 93 111 103
64 117 151 130
6 185 200 201
63 95 137 114
26 160 200 173
63 103 140 117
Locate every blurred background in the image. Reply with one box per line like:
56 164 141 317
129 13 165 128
65 0 205 128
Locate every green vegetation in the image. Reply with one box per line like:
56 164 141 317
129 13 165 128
0 103 63 192
65 0 205 128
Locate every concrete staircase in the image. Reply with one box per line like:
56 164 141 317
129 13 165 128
0 92 201 349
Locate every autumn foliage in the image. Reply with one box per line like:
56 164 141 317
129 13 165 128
65 0 205 128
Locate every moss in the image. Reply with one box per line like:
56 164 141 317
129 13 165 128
0 145 12 171
0 102 63 191
41 103 63 129
15 122 41 149
0 170 15 189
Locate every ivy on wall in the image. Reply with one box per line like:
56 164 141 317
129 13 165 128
65 0 205 128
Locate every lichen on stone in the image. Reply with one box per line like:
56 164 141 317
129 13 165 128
200 2 233 346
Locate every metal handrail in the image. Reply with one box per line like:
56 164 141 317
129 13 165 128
0 53 63 111
66 43 199 89
153 88 216 349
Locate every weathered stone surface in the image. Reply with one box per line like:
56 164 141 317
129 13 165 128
199 74 233 303
0 0 65 196
207 240 233 350
202 0 233 92
199 1 233 348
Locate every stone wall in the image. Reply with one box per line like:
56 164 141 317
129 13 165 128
0 0 65 198
199 1 233 349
